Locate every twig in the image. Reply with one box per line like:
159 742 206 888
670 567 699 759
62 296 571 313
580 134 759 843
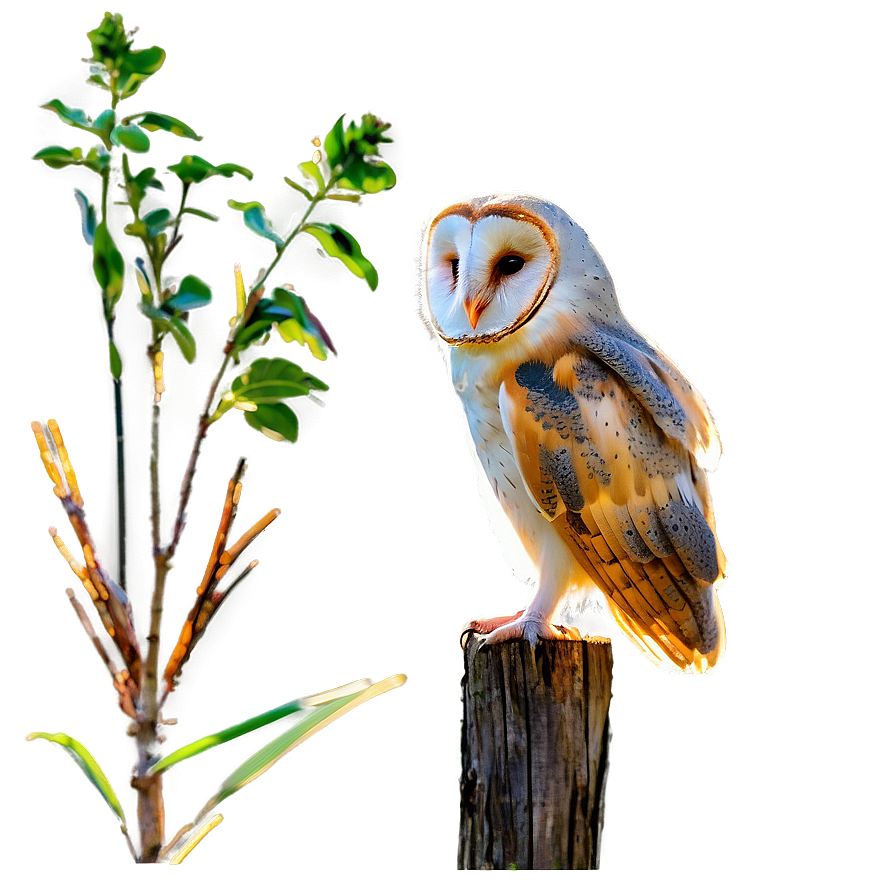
33 421 142 684
67 589 138 718
168 351 233 557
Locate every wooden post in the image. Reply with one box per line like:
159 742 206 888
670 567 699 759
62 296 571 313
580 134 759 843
458 637 613 870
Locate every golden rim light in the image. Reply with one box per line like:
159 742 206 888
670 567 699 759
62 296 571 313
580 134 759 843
426 201 560 346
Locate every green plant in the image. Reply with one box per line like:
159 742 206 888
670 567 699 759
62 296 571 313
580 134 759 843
30 12 405 864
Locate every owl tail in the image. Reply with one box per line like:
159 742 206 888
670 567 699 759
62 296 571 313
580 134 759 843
608 588 726 675
581 535 725 675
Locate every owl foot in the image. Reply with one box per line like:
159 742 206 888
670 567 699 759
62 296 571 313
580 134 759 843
486 615 581 646
461 611 525 647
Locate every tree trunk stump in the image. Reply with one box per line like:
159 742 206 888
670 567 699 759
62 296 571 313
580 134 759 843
458 637 613 870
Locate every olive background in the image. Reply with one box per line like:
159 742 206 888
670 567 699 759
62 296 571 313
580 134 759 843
4 1 891 890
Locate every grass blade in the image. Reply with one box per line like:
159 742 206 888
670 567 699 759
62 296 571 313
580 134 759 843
196 674 406 818
150 679 373 774
26 731 127 829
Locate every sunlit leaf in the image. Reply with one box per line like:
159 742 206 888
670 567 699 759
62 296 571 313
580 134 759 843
227 200 282 247
33 145 83 169
270 288 336 360
298 160 325 193
111 124 151 153
134 112 202 140
337 155 396 194
148 678 370 775
323 114 347 169
41 100 96 134
244 402 299 441
170 155 253 185
118 46 167 100
231 357 327 402
93 222 124 316
73 189 97 245
305 223 378 289
163 275 212 312
197 675 406 815
26 731 127 828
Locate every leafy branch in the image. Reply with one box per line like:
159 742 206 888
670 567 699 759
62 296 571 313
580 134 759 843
30 13 404 864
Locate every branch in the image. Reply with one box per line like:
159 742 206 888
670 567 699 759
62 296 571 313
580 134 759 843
67 589 137 718
167 350 233 557
32 420 143 686
162 459 279 700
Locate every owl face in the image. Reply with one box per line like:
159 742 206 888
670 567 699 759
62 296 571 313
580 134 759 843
423 194 618 346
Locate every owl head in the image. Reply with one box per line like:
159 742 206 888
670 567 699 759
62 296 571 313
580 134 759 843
422 194 622 347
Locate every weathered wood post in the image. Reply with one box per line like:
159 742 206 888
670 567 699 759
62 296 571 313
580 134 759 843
458 637 613 870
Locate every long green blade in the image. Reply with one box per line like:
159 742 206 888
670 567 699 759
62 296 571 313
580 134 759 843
150 679 373 775
197 674 406 818
27 731 127 828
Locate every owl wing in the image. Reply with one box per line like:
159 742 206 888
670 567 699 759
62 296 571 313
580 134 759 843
497 329 726 671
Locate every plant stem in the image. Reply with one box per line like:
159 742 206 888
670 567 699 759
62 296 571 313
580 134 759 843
133 392 169 862
252 175 336 294
108 320 128 592
168 350 233 557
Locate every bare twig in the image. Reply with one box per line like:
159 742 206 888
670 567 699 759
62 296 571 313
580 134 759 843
161 459 278 702
33 421 142 685
67 589 137 718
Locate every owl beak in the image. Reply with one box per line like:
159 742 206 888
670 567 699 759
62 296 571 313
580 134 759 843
463 294 488 330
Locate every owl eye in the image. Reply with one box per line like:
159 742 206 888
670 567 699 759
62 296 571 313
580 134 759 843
497 254 525 276
450 257 459 286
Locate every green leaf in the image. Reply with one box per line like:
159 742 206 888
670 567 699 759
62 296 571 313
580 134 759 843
93 222 124 316
196 675 406 815
232 319 273 351
139 207 173 237
269 288 336 360
41 97 94 132
283 176 313 201
87 12 132 68
93 109 116 139
182 207 219 222
305 223 378 289
244 402 299 441
150 681 372 775
232 357 328 403
26 731 127 829
118 46 167 100
227 200 282 247
83 146 111 174
298 160 325 193
163 274 212 312
111 124 151 153
33 145 82 169
170 155 253 185
139 303 197 362
338 156 396 194
133 112 202 141
323 114 347 169
73 190 97 245
109 339 122 379
135 258 152 298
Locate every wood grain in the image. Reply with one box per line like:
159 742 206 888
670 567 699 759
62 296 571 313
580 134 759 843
458 637 613 870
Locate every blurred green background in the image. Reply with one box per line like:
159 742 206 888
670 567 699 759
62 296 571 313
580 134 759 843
0 2 896 896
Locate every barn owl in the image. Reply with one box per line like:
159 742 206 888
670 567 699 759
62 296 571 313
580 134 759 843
422 194 726 672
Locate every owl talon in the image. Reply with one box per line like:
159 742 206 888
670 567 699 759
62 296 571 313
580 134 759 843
483 615 581 646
